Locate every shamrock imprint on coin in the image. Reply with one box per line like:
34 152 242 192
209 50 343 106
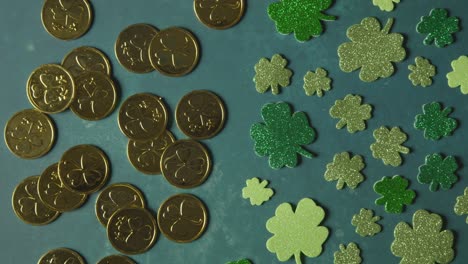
66 153 104 188
114 215 153 243
42 0 92 40
194 0 245 29
49 0 85 32
62 46 111 77
38 248 85 264
77 76 108 112
32 74 70 107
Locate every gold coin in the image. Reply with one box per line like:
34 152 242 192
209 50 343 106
41 0 93 40
95 183 145 226
194 0 245 30
107 207 158 255
127 130 175 174
12 176 60 225
176 90 226 139
37 248 86 264
26 64 75 114
157 193 208 243
62 46 111 77
4 109 55 159
148 27 200 77
37 163 87 212
115 24 159 73
97 255 136 264
70 71 117 120
160 140 211 188
58 144 110 194
118 93 168 141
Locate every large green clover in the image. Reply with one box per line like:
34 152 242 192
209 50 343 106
374 175 416 214
418 153 458 192
417 8 460 48
414 102 457 141
250 102 316 169
329 94 372 133
447 55 468 94
370 126 409 167
324 152 365 190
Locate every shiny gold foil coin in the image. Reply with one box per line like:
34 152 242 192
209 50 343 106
26 64 75 114
160 140 211 188
70 71 117 120
62 46 111 77
4 109 55 159
41 0 93 40
176 90 226 139
157 193 208 243
58 144 110 194
37 248 85 264
115 24 159 73
37 163 87 212
148 27 200 77
107 207 158 255
194 0 245 30
97 255 136 264
95 183 145 226
127 130 175 174
118 93 168 141
12 176 60 225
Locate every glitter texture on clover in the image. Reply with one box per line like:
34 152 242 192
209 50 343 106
372 0 400 12
414 102 457 141
333 242 362 264
447 55 468 94
374 175 416 214
242 177 274 206
227 259 252 264
391 210 454 264
303 67 332 97
324 152 365 190
351 208 382 237
454 187 468 224
370 126 410 167
338 17 406 82
329 94 372 133
418 153 458 192
253 54 292 95
417 8 460 48
408 56 436 87
267 0 336 42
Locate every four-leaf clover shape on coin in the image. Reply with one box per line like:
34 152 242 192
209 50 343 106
32 74 70 107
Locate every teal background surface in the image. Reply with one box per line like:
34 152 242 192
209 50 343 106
1 0 467 263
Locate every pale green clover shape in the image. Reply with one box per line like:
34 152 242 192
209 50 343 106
242 177 274 206
330 94 372 133
447 55 468 94
351 208 382 237
324 152 365 190
254 54 292 95
408 56 436 87
266 198 329 264
454 187 468 224
370 126 410 167
372 0 400 12
391 210 454 264
334 242 362 264
303 67 332 97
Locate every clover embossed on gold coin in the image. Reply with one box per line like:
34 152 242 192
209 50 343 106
194 0 245 29
38 248 85 264
42 0 92 40
62 46 111 77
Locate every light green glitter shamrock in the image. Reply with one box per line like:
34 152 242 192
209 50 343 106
372 0 400 12
334 243 362 264
227 259 252 264
417 8 460 48
250 102 316 169
266 198 329 264
447 55 468 94
414 102 457 141
303 67 332 97
351 208 382 237
408 56 436 87
338 17 406 82
242 177 274 206
391 210 454 264
370 126 410 167
267 0 336 42
324 152 365 190
418 153 458 192
454 188 468 224
329 94 372 133
254 54 292 95
374 175 416 214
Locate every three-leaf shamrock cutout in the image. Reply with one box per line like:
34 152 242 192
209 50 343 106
250 102 316 169
330 94 372 133
447 55 468 94
418 153 458 192
242 177 274 206
338 17 406 82
370 126 409 167
374 175 416 214
372 0 399 12
268 0 336 42
414 102 457 141
266 198 329 264
303 67 332 97
324 152 365 190
417 8 460 48
408 56 436 87
351 208 382 237
334 243 362 264
454 187 468 224
254 54 292 95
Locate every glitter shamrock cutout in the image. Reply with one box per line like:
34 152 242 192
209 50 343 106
267 0 336 42
417 8 460 48
303 67 332 97
372 0 399 12
253 54 292 95
408 56 436 87
391 210 454 264
418 153 458 192
374 175 416 214
250 102 316 169
329 94 372 133
454 188 468 223
447 55 468 94
334 243 362 264
242 177 274 206
338 17 406 82
227 259 252 264
370 126 410 167
351 208 382 237
414 102 457 141
266 198 329 264
324 152 365 190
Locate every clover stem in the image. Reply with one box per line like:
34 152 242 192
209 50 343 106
294 252 302 264
382 18 395 34
319 13 337 21
336 119 346 129
397 145 410 154
297 147 314 159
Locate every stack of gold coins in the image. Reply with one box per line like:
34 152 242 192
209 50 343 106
193 0 246 30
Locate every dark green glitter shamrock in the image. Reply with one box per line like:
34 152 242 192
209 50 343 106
268 0 336 42
417 8 460 48
250 102 316 169
418 153 458 192
374 175 416 214
414 102 457 141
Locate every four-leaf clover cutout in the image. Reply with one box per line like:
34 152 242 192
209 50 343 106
253 54 292 95
417 8 460 48
330 94 372 133
418 153 458 192
374 175 416 214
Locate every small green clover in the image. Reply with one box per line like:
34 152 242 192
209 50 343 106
418 154 458 192
417 8 460 48
324 152 365 190
374 175 416 214
334 243 362 264
408 56 436 87
370 126 410 167
226 259 252 264
250 102 316 169
414 102 457 141
242 177 274 206
329 94 372 133
454 187 468 224
447 55 468 94
268 0 336 42
351 208 382 237
253 54 292 95
303 67 332 97
372 0 400 12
